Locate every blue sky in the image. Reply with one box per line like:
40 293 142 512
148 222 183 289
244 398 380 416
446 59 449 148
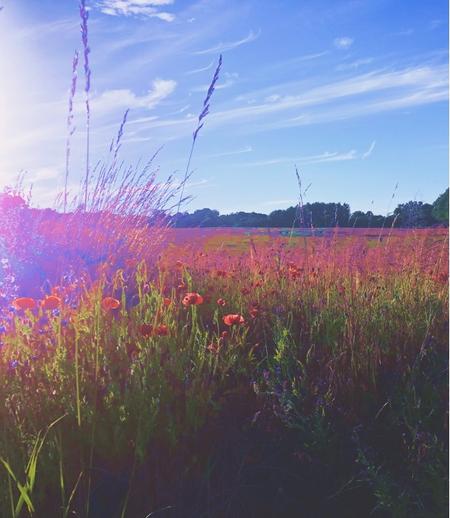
0 0 448 215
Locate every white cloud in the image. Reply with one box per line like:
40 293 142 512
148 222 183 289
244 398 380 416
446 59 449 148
186 60 215 75
265 94 282 103
98 0 175 21
242 150 358 168
191 72 238 93
113 64 448 143
90 79 176 114
334 37 354 49
362 140 376 159
203 146 252 159
193 29 261 55
336 58 373 71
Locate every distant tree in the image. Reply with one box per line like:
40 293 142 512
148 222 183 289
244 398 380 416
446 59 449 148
268 207 296 227
349 211 369 228
174 208 219 227
394 201 438 228
432 188 449 224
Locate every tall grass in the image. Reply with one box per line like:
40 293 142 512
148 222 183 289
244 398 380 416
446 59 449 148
0 229 447 516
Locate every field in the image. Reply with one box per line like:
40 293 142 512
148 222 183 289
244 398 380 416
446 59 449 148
0 217 448 517
0 2 448 516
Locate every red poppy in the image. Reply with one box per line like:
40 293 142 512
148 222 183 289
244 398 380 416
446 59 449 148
155 324 169 336
223 314 245 326
182 292 204 306
163 297 172 307
41 295 61 310
102 297 120 311
12 297 36 311
207 341 221 354
250 307 259 318
139 323 153 338
217 298 226 307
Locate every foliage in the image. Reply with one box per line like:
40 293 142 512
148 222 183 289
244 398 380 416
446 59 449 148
432 188 449 223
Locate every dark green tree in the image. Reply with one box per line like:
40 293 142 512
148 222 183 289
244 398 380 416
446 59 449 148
432 188 449 223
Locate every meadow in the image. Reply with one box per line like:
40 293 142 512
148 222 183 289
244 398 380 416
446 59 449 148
0 2 448 516
0 208 448 516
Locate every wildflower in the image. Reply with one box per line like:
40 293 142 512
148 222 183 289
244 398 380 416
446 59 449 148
12 297 36 311
102 297 120 311
155 324 169 336
223 314 245 326
163 297 172 307
250 307 259 318
139 323 153 338
207 341 221 354
220 330 229 339
241 287 251 296
175 260 184 269
182 292 204 306
217 298 226 307
41 295 61 310
0 325 6 334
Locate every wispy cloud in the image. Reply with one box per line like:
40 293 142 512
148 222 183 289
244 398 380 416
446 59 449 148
206 64 449 128
193 29 260 55
185 60 215 75
97 0 175 21
429 19 445 30
204 145 252 159
191 72 238 93
336 58 373 71
102 63 448 144
90 79 177 114
334 36 354 49
241 150 359 168
362 140 376 159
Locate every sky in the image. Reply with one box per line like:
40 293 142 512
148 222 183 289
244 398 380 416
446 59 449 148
0 0 448 215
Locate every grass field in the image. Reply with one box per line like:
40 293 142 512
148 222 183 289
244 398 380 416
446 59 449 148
0 224 447 517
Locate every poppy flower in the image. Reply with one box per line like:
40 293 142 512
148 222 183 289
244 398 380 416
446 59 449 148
182 292 204 306
207 341 221 354
139 323 153 338
163 297 172 307
217 298 226 307
41 295 61 310
155 324 169 336
223 314 245 326
12 297 36 311
102 297 120 311
250 307 259 318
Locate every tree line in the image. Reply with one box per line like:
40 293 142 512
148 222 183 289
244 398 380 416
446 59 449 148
173 188 449 228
